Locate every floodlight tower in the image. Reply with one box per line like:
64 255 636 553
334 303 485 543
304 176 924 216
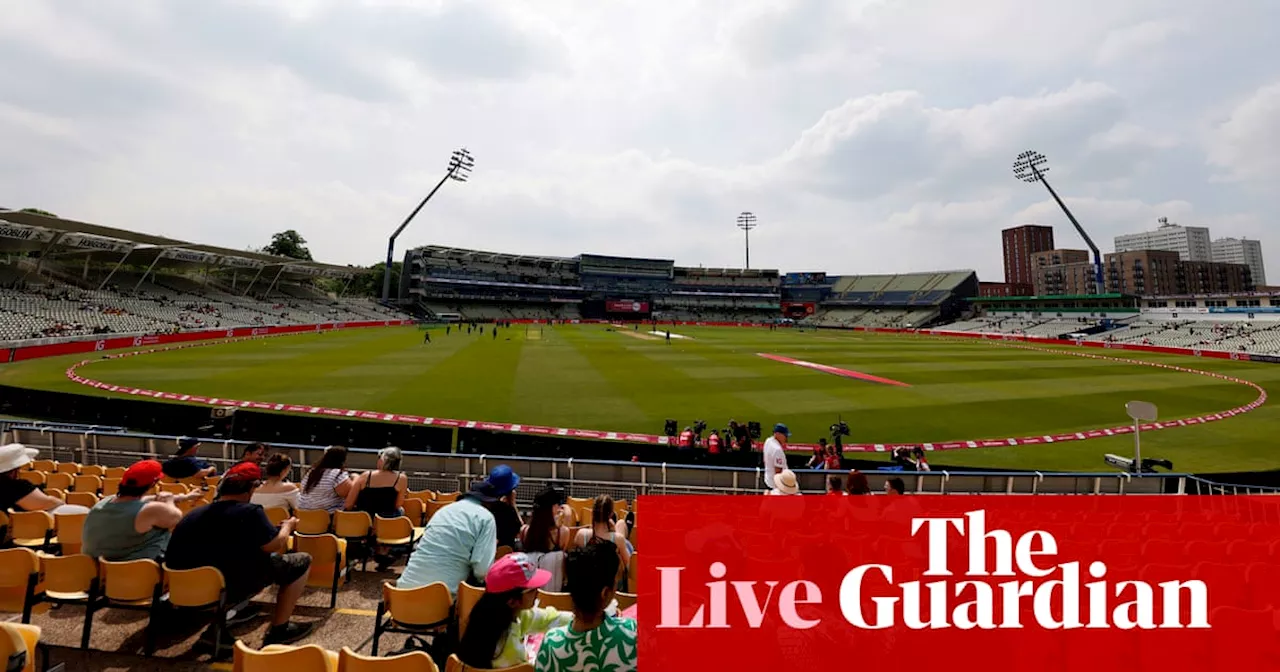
1013 150 1104 293
381 148 475 302
737 211 758 269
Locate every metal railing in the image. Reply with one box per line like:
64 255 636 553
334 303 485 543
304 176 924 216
7 421 1271 500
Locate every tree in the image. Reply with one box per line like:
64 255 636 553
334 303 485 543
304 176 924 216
19 208 57 218
263 230 313 261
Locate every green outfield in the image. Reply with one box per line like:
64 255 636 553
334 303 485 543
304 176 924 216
3 324 1279 473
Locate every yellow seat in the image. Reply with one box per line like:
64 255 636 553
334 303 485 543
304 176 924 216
29 460 56 473
535 589 574 612
424 500 452 524
265 506 290 527
403 498 425 527
0 548 46 623
456 582 484 639
79 465 106 477
17 472 44 487
616 591 637 611
0 622 45 672
88 559 163 654
339 646 437 672
72 475 102 494
332 511 373 572
405 489 434 503
495 545 513 560
444 653 533 672
164 564 231 658
101 478 121 497
628 552 638 592
292 534 349 609
10 512 57 554
45 473 74 492
103 467 126 479
234 640 338 672
434 492 459 503
205 476 221 489
65 492 99 510
54 463 80 475
157 482 188 495
43 489 66 502
54 512 87 555
37 554 96 648
178 476 207 490
374 515 423 551
371 581 451 656
295 509 332 535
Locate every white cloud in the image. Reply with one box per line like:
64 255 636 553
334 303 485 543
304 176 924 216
0 0 1277 285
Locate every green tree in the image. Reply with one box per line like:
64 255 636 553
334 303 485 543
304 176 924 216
19 208 57 217
263 230 313 261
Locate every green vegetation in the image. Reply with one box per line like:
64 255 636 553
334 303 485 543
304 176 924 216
2 325 1277 473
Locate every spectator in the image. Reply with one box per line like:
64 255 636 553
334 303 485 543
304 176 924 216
297 446 352 512
345 447 409 571
239 443 268 466
0 444 87 514
475 465 524 551
165 462 313 647
535 544 637 672
822 443 841 471
163 437 216 480
911 447 931 472
885 477 906 495
519 485 571 590
250 454 300 512
573 495 631 589
768 469 800 496
457 553 573 669
806 438 828 469
83 460 200 561
845 470 872 495
398 468 503 598
762 424 790 493
826 475 845 495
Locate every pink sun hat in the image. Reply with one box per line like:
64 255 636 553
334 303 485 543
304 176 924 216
486 553 553 594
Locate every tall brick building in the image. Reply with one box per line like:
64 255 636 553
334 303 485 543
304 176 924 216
1002 225 1054 286
1178 260 1253 294
1104 250 1182 296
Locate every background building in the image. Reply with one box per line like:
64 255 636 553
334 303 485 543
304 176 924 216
1179 260 1253 294
979 281 1033 297
1002 225 1054 286
1113 217 1212 262
1211 237 1266 286
1104 250 1182 296
1030 249 1091 296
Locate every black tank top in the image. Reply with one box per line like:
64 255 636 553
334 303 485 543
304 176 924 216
354 472 403 518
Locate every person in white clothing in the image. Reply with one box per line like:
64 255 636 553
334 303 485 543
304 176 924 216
762 423 790 492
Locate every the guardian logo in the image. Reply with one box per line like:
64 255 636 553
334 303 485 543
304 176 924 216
657 510 1208 631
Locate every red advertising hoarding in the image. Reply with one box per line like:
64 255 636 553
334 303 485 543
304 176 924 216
606 300 650 313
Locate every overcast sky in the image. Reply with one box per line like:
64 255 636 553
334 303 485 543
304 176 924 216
3 1 1278 281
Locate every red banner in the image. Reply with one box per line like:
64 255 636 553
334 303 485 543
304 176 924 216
606 300 650 313
638 495 1280 670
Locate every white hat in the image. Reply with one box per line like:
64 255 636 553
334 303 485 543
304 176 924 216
0 444 39 474
774 469 800 495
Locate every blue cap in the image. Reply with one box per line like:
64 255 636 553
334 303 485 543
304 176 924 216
484 464 521 497
177 436 201 453
773 423 790 437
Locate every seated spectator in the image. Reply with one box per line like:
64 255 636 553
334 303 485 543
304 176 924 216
476 465 523 550
573 495 631 589
344 447 409 571
250 454 300 512
398 468 503 598
845 470 871 495
0 444 88 514
163 437 216 480
165 462 313 646
826 475 845 495
83 460 202 561
767 469 800 496
519 485 571 590
535 544 637 672
239 443 268 466
885 477 906 495
458 553 573 669
297 445 351 512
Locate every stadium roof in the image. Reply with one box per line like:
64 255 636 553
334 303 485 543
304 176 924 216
0 210 357 278
415 245 574 266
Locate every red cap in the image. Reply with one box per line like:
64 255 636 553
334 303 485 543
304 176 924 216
225 461 262 483
122 460 164 488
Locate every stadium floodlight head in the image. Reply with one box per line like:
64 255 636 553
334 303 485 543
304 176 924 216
1011 149 1104 294
448 148 475 183
1012 150 1049 183
737 211 758 269
382 146 476 302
